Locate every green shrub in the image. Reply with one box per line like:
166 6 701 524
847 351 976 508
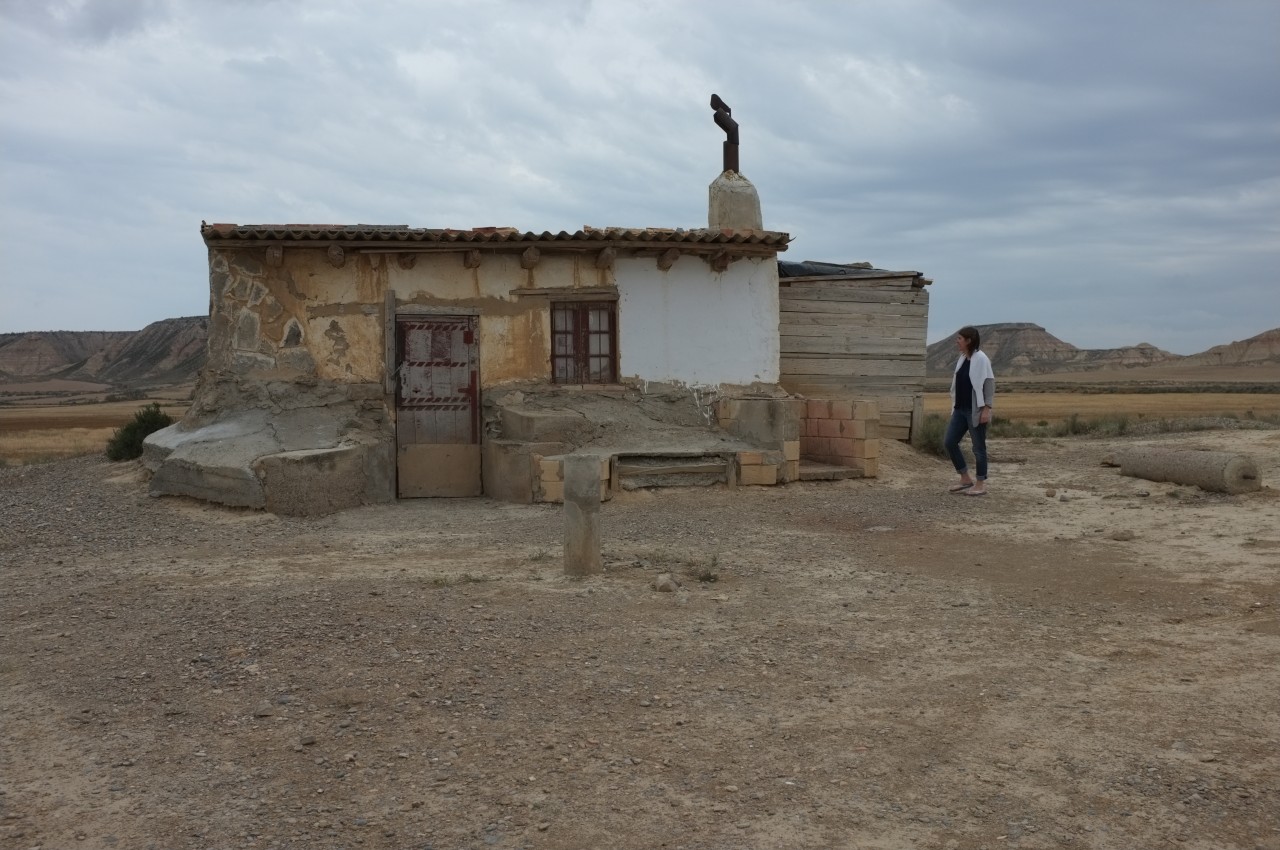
105 403 173 461
911 413 949 457
1051 413 1087 437
990 419 1035 438
1091 414 1130 437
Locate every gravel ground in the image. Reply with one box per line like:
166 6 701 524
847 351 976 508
2 431 1278 850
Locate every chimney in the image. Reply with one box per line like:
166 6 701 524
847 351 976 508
707 93 763 230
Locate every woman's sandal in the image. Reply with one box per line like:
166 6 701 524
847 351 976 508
965 489 988 496
948 483 973 493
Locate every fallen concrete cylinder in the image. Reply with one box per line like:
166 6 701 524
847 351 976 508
1116 449 1261 494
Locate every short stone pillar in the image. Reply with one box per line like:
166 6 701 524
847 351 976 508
708 170 763 230
563 454 603 576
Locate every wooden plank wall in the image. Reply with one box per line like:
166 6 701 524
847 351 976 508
779 275 929 441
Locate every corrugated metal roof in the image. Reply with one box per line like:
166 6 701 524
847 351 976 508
201 222 790 248
778 260 920 278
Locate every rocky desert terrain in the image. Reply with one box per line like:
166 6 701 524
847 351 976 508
2 426 1278 850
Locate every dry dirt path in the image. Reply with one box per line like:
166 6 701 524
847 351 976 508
2 430 1278 850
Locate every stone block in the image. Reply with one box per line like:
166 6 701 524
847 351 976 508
805 399 829 419
540 480 565 503
802 436 829 457
737 450 764 466
816 419 842 438
739 463 778 486
539 457 563 482
728 398 801 444
855 457 879 477
853 400 880 421
717 398 743 421
852 439 880 459
484 442 533 503
840 420 880 440
831 437 855 457
829 399 854 420
256 445 369 516
500 406 589 443
783 440 800 462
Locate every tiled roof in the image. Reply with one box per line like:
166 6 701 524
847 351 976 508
201 222 790 249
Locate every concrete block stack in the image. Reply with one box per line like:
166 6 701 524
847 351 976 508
799 399 880 477
715 397 803 484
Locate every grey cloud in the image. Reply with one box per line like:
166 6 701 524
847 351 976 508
1 0 1276 352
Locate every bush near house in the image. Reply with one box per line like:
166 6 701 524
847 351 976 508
105 403 173 461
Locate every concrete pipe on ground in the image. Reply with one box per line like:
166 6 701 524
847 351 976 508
1116 449 1261 495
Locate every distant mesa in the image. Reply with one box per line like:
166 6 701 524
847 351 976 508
3 317 1277 390
1179 327 1280 368
925 323 1280 377
0 317 208 387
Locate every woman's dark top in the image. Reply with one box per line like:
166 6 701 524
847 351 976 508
954 359 973 412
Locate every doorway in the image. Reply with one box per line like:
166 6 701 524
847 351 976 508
395 315 481 497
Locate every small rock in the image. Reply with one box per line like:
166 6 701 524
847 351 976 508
653 573 681 593
254 704 276 718
1107 529 1136 541
1058 494 1071 502
1045 488 1057 498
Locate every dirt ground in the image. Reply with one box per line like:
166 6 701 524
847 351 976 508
2 428 1278 850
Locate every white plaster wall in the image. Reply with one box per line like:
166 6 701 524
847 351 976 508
615 255 779 386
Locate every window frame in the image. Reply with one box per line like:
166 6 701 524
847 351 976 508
550 300 619 385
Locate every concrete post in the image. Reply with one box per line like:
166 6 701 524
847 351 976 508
708 171 763 230
563 454 603 576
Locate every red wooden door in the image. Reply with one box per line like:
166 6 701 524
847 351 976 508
396 316 480 497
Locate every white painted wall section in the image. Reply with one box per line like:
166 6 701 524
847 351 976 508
615 255 779 386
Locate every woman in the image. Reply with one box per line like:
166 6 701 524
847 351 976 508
945 325 995 496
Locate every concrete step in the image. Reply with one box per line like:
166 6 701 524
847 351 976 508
798 461 862 481
614 453 733 489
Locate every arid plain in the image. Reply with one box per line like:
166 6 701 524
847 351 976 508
2 362 1278 849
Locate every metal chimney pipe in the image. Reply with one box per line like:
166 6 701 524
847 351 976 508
711 93 740 173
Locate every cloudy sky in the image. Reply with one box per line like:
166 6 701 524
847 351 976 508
2 0 1277 353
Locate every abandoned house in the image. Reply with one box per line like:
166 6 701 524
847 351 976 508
144 102 931 515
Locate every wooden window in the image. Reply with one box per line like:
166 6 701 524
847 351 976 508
551 301 617 384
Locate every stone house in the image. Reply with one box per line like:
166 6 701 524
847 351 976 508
145 171 923 515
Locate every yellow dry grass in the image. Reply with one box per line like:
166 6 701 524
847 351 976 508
0 401 188 432
0 427 117 464
924 392 1280 422
0 402 188 466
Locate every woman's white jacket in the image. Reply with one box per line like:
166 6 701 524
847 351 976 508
950 351 995 429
